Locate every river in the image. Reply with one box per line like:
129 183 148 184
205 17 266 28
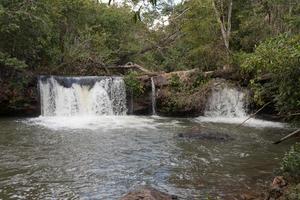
0 116 292 199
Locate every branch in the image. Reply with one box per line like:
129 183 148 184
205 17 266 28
273 129 300 144
170 7 191 22
227 0 232 37
131 30 181 56
237 102 271 127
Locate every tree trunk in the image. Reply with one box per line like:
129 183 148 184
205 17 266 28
212 0 232 52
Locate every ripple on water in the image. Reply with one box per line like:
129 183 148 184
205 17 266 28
0 117 293 199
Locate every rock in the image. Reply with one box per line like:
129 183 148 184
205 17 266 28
121 186 177 200
239 193 257 200
178 126 233 141
272 176 287 188
153 75 168 87
266 176 288 200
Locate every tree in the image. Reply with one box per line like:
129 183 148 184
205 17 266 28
212 0 232 52
242 34 300 116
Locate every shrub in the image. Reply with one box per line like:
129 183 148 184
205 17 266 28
281 143 300 180
124 71 144 97
242 34 300 116
169 74 182 91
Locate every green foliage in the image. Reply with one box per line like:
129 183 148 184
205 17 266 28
281 143 300 180
147 0 226 71
169 72 208 92
242 34 300 115
124 71 145 97
169 74 182 90
0 0 149 72
192 73 209 89
0 0 300 119
0 52 27 69
285 184 300 200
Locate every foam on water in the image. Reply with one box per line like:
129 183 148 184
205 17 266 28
197 116 285 128
27 116 161 130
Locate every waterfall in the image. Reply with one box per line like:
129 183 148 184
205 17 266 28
150 77 156 115
204 85 247 118
38 76 127 116
199 80 284 128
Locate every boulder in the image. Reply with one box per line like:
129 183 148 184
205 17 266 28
121 186 177 200
266 176 288 200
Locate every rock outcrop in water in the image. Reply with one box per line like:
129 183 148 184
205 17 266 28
178 126 233 141
121 187 177 200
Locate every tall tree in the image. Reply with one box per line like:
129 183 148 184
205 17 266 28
212 0 232 52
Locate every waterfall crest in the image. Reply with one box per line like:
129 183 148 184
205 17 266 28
39 76 127 116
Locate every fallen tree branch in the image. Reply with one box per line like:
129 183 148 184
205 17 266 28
273 129 300 144
237 101 271 127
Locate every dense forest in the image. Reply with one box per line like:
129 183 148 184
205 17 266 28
0 0 300 199
0 0 299 119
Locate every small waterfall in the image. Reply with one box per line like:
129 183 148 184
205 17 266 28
204 84 247 118
200 82 285 128
150 77 156 115
38 76 127 116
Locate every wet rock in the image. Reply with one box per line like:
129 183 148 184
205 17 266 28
239 192 259 200
178 126 233 141
266 176 288 200
121 186 177 200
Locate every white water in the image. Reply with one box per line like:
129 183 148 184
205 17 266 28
150 77 157 115
39 76 127 116
205 86 247 118
198 83 285 128
28 115 164 130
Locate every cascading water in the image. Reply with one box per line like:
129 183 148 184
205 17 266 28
204 85 247 118
38 76 127 116
150 77 156 115
199 80 284 128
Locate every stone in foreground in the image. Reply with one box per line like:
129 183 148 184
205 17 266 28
121 186 177 200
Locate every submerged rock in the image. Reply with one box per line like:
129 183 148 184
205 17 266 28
178 126 233 141
121 186 177 200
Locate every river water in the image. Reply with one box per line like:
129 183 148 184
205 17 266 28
0 116 293 199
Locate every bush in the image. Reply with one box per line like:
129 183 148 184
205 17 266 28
124 71 144 97
169 74 182 91
242 34 300 116
281 143 300 180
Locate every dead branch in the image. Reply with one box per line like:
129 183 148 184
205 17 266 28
237 102 271 127
273 129 300 144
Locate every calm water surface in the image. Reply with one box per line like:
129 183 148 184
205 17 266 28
0 116 293 199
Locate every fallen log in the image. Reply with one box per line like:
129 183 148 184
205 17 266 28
273 128 300 144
